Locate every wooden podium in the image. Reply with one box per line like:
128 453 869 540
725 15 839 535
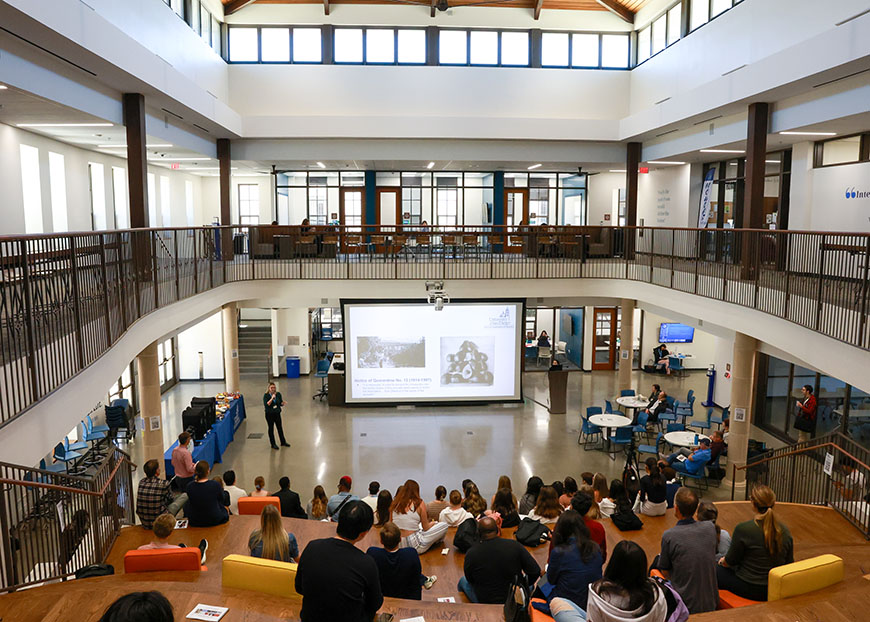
548 370 568 414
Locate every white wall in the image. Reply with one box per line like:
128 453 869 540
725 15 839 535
803 161 870 233
0 122 206 234
271 308 312 376
177 311 225 380
637 164 690 228
642 310 718 370
200 174 274 225
588 172 623 226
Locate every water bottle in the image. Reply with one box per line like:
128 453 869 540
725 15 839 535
694 433 699 445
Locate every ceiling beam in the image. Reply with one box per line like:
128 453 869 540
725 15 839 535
431 0 436 18
324 0 330 16
595 0 634 24
224 0 259 16
534 0 544 20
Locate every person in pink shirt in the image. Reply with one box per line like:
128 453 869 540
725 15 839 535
171 431 196 490
137 513 208 563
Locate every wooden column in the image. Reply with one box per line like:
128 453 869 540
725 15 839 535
137 341 164 459
743 102 769 230
218 138 233 260
625 142 641 259
123 93 148 228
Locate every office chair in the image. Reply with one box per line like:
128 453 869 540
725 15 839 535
312 358 331 401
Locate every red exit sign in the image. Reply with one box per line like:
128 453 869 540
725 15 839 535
170 163 180 170
639 167 649 174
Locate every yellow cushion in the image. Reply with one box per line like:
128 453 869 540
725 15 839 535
221 554 301 600
768 554 844 601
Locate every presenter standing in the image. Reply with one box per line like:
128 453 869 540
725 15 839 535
264 382 290 450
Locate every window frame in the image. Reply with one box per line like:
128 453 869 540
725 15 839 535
813 133 870 169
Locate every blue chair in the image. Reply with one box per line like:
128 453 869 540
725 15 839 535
680 458 710 490
609 427 633 458
81 421 108 465
580 415 602 450
666 422 685 433
689 408 713 433
312 358 331 401
65 435 87 453
87 414 110 435
39 458 66 474
633 411 651 441
669 357 686 378
620 389 636 397
675 390 695 418
637 432 664 461
53 442 84 475
710 406 728 429
706 454 723 487
604 400 625 417
586 406 603 417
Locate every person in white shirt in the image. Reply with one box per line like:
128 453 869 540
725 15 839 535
438 490 473 526
362 481 380 512
222 470 247 515
834 457 866 500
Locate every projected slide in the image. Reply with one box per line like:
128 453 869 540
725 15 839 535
344 301 523 404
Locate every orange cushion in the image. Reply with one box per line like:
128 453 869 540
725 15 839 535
124 548 203 573
237 496 281 516
718 589 761 609
649 569 666 580
529 598 554 622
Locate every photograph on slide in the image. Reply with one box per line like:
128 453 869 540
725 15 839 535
356 336 426 368
440 337 494 386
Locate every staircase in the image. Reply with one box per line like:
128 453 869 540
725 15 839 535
238 324 271 377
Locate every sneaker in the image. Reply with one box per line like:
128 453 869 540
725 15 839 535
198 539 208 565
423 575 437 590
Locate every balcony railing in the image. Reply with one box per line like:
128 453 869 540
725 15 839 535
1 224 868 427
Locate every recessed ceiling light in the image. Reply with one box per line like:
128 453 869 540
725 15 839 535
316 162 326 168
700 149 744 153
779 131 837 136
647 160 686 165
427 162 435 169
609 169 627 173
98 143 173 149
0 85 7 90
147 157 211 161
18 123 113 128
527 164 542 170
765 160 780 164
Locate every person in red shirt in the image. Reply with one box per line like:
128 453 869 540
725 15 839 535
795 384 817 443
568 491 607 563
171 432 196 490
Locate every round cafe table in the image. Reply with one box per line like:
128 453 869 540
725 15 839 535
664 431 710 448
588 414 633 458
617 395 649 422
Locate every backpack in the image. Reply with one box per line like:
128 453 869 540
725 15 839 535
514 518 551 547
503 573 531 622
611 508 644 531
75 563 114 579
453 517 480 553
650 576 690 622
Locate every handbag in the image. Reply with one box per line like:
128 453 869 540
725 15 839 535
453 517 480 553
75 563 114 579
611 508 644 531
503 574 531 622
515 518 551 546
650 576 690 622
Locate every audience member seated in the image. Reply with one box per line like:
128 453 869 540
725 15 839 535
717 485 794 601
251 475 269 497
636 458 668 516
307 485 328 520
391 479 449 554
592 473 610 507
248 504 300 563
527 485 562 524
136 512 208 563
709 430 727 465
535 510 603 616
489 486 520 528
654 487 717 614
833 457 866 500
327 475 360 520
223 470 247 515
654 344 672 375
212 475 230 507
519 476 544 515
458 516 542 604
646 384 662 409
136 459 185 529
559 477 579 508
362 481 380 512
663 467 680 508
660 437 712 476
578 484 601 519
427 485 448 521
296 500 383 622
365 522 436 600
462 482 488 517
697 500 731 559
580 472 594 486
185 461 229 527
438 489 473 526
98 591 174 622
550 480 565 498
607 480 642 530
489 475 515 508
644 392 669 423
550 541 667 622
570 491 607 561
275 476 308 519
598 480 621 519
538 330 551 348
375 489 393 527
170 432 196 490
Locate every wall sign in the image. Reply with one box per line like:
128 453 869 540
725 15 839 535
823 452 834 477
733 407 746 423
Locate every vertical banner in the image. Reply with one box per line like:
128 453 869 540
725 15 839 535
698 168 716 228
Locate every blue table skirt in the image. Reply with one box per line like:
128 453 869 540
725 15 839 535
164 396 246 478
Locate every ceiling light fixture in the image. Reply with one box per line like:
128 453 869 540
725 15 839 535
0 85 7 90
427 162 435 169
700 149 744 153
647 160 686 165
17 122 113 128
184 167 237 170
527 163 542 170
147 157 211 161
610 169 627 173
779 131 837 136
98 143 173 149
316 162 326 168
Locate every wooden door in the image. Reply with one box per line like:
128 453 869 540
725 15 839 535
592 307 617 371
504 189 529 253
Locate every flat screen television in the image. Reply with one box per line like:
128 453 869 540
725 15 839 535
659 323 695 343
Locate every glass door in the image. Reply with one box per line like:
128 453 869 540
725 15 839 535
504 189 529 253
592 307 617 371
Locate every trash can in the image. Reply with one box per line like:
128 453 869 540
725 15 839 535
703 365 716 406
548 370 569 414
286 356 300 378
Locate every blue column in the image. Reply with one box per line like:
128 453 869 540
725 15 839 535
493 171 505 227
365 171 377 228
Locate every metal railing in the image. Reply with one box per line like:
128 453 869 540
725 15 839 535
732 432 870 539
0 446 135 591
1 224 868 426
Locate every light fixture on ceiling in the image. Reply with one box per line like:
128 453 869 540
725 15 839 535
427 162 435 169
0 85 7 90
527 163 542 170
765 160 780 164
147 157 211 161
316 162 326 168
647 160 686 165
779 131 837 136
184 167 238 170
610 169 627 173
98 143 173 149
700 149 744 153
17 122 113 128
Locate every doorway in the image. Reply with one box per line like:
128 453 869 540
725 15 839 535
504 189 529 252
592 307 617 370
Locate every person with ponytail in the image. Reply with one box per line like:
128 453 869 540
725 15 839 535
717 485 794 601
248 504 299 562
251 476 269 497
636 458 668 516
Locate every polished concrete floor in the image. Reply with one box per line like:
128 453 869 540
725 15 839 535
125 369 780 507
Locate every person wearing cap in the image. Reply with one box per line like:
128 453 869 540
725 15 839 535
327 476 360 520
660 438 712 477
